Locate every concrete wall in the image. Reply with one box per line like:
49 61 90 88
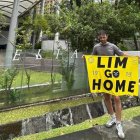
41 40 67 51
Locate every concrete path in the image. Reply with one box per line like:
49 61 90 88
46 116 140 140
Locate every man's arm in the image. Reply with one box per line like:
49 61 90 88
123 51 140 57
123 52 140 62
92 46 97 55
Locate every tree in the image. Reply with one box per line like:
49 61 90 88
115 2 140 50
44 1 140 51
121 0 140 6
17 14 48 50
0 68 19 104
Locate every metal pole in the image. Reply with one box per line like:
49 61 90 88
40 0 45 16
5 0 20 67
39 0 45 40
55 0 60 42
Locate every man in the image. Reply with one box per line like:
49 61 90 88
92 30 125 139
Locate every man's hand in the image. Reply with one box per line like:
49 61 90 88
123 52 140 61
82 55 85 59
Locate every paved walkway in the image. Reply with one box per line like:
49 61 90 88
46 116 140 140
46 128 99 140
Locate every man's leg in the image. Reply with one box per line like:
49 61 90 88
104 94 114 115
104 94 116 127
114 96 125 139
114 96 122 121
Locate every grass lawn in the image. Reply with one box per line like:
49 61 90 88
0 96 97 125
12 70 62 87
13 105 140 140
0 70 64 108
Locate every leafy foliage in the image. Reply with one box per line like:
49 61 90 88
121 0 140 6
61 59 75 90
17 14 48 49
57 46 75 90
0 68 19 91
0 11 6 29
16 28 32 49
44 1 140 51
9 89 21 104
0 68 19 104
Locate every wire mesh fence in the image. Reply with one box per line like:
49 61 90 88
0 49 89 109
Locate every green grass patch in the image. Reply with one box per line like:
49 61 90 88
12 70 62 87
13 106 140 140
0 96 96 125
0 70 63 108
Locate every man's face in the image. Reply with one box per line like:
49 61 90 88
98 34 108 44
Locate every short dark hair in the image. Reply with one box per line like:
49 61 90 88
97 30 108 36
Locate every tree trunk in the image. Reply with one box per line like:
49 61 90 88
133 34 138 50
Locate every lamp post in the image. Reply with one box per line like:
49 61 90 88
39 0 45 41
5 0 20 67
54 0 60 42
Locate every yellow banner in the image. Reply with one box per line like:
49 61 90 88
85 55 139 96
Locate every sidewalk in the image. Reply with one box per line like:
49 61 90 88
46 115 140 140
